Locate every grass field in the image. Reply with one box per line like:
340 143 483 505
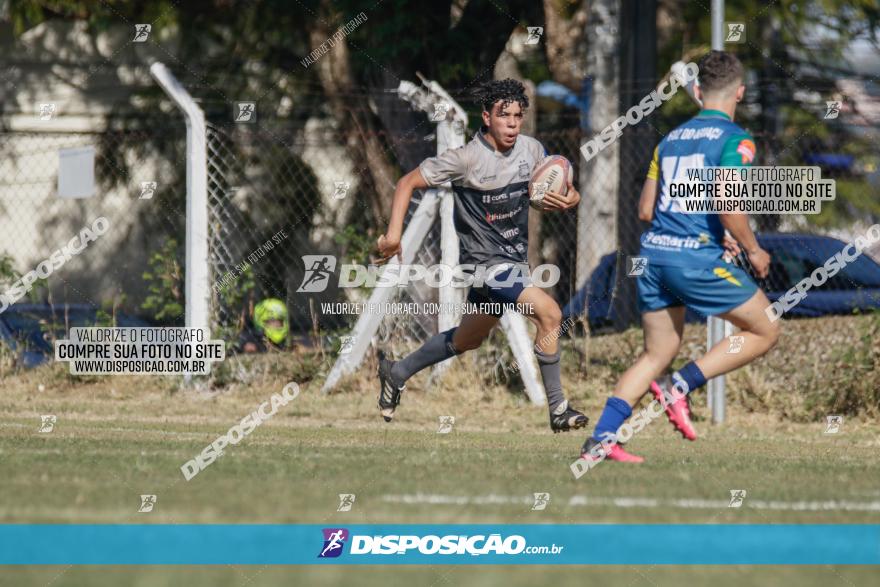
1 315 879 585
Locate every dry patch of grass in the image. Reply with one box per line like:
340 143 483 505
1 314 877 431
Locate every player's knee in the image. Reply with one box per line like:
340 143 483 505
537 305 562 331
764 319 781 350
642 350 675 373
453 336 483 352
644 337 680 365
744 321 779 357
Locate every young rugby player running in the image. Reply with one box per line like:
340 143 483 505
581 51 781 462
375 78 589 433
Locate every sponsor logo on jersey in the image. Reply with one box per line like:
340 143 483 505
482 193 508 204
485 205 524 223
736 138 756 164
642 231 704 250
667 126 723 141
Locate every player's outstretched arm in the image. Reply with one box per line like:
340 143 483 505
375 168 430 264
637 177 658 222
719 212 770 278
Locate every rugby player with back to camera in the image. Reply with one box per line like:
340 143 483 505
581 50 781 463
374 78 589 433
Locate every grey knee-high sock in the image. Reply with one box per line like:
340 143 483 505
390 328 461 384
534 347 566 414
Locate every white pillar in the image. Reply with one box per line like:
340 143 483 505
706 0 730 424
150 63 210 349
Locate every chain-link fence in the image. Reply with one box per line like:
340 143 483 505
200 108 595 357
205 122 321 339
202 107 880 356
0 123 186 313
2 81 878 368
203 114 445 355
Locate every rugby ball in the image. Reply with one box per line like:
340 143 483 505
529 155 573 210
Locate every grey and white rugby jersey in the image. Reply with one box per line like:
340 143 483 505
418 128 546 270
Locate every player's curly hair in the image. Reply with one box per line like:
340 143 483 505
473 78 529 114
697 50 744 95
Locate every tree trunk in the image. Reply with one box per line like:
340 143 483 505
577 0 620 294
543 0 589 88
309 3 397 225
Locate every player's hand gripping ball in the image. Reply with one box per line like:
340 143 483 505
529 155 574 211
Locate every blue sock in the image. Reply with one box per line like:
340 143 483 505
591 397 632 443
673 361 707 395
